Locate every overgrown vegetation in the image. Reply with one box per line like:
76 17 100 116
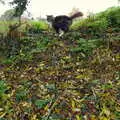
0 7 120 119
71 7 120 39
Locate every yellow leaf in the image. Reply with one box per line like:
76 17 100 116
76 115 81 120
76 74 83 79
0 112 6 119
71 100 75 108
99 116 109 120
91 115 96 120
31 114 37 120
103 106 110 117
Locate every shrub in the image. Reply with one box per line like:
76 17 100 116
71 6 120 39
96 7 120 27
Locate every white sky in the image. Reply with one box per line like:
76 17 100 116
0 0 119 18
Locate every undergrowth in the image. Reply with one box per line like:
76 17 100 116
0 6 120 120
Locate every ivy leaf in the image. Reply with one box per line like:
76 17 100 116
35 99 50 109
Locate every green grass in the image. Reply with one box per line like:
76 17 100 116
30 20 49 30
0 20 49 33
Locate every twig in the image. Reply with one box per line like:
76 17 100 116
45 90 65 120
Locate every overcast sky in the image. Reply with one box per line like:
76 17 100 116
0 0 119 18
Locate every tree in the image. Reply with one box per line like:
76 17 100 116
0 0 5 4
118 0 120 5
0 9 18 21
10 0 30 24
